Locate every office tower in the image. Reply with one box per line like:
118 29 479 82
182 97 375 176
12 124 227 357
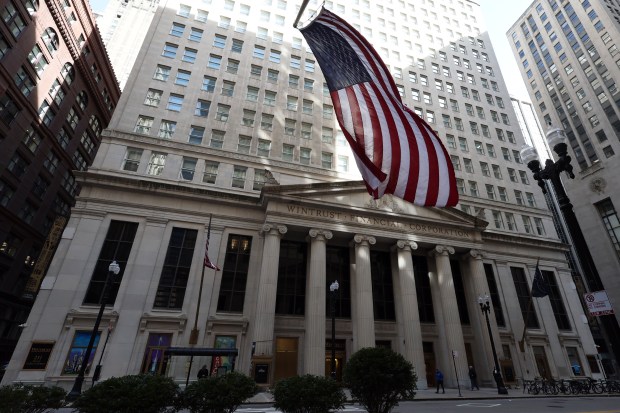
2 0 602 389
96 0 161 90
0 0 119 374
509 0 620 374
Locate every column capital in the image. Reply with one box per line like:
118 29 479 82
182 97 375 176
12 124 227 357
309 228 333 241
353 234 376 245
431 245 455 256
262 223 287 236
395 239 418 251
469 249 485 260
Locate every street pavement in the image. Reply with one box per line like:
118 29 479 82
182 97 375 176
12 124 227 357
50 387 620 413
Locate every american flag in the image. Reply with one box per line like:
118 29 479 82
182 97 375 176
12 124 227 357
531 263 549 298
300 8 458 207
204 217 220 270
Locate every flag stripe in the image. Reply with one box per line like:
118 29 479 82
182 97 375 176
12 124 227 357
301 8 458 207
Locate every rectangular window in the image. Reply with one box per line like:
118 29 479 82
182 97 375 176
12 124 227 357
146 152 166 175
484 263 506 327
134 115 154 134
511 266 540 328
596 199 620 259
158 120 176 139
211 130 224 148
301 123 312 139
215 104 230 121
300 147 311 165
144 89 163 106
282 144 294 161
140 333 172 375
253 45 265 59
123 148 143 172
62 331 101 375
246 86 259 102
162 43 178 58
154 228 198 309
276 240 308 315
544 270 572 331
321 152 333 169
175 70 191 86
264 90 276 106
253 169 267 191
257 139 271 157
166 94 183 112
83 220 138 305
232 165 247 188
261 113 273 131
189 27 203 42
202 76 216 92
188 126 205 144
217 234 252 312
242 109 255 127
208 54 222 69
221 80 235 96
238 135 251 154
203 161 219 184
195 99 210 117
180 157 197 181
226 59 239 74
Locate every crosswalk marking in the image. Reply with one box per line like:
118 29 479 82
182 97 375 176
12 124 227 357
236 407 366 413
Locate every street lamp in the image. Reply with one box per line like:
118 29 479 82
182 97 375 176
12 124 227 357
521 127 620 373
67 260 121 401
329 280 339 379
478 294 508 395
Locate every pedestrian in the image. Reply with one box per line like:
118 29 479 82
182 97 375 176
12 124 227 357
197 364 209 379
435 368 445 394
469 365 479 390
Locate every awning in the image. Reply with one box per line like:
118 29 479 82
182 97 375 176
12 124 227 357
165 347 238 357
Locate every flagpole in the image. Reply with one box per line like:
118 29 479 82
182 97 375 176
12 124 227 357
189 214 213 345
293 0 312 28
518 258 540 352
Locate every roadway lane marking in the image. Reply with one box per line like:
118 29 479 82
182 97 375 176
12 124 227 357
456 402 501 407
576 411 620 413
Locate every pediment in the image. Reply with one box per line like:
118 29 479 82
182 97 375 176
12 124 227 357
261 180 486 229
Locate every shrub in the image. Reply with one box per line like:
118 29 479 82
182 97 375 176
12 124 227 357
181 371 256 413
273 374 346 413
343 347 416 413
0 383 66 413
72 374 179 413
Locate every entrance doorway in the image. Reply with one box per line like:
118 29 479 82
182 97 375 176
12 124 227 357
423 341 436 386
274 337 298 382
325 339 346 380
533 345 551 379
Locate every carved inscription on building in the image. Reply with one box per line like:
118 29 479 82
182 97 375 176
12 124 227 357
284 205 470 239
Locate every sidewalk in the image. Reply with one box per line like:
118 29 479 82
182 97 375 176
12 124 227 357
245 385 618 404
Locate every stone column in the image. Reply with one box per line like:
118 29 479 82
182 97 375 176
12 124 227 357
432 245 468 387
253 224 287 357
467 249 497 384
304 229 333 375
394 240 428 389
351 234 376 351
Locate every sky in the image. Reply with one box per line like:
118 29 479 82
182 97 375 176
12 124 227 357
88 0 533 99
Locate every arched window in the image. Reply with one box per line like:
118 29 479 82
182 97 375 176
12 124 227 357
42 27 59 53
77 91 88 111
89 115 101 137
23 0 39 15
61 62 74 84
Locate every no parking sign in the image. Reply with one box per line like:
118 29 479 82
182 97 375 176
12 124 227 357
584 290 615 316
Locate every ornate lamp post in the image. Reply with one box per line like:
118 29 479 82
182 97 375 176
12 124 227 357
478 294 508 395
67 260 121 401
329 280 339 379
521 127 620 375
